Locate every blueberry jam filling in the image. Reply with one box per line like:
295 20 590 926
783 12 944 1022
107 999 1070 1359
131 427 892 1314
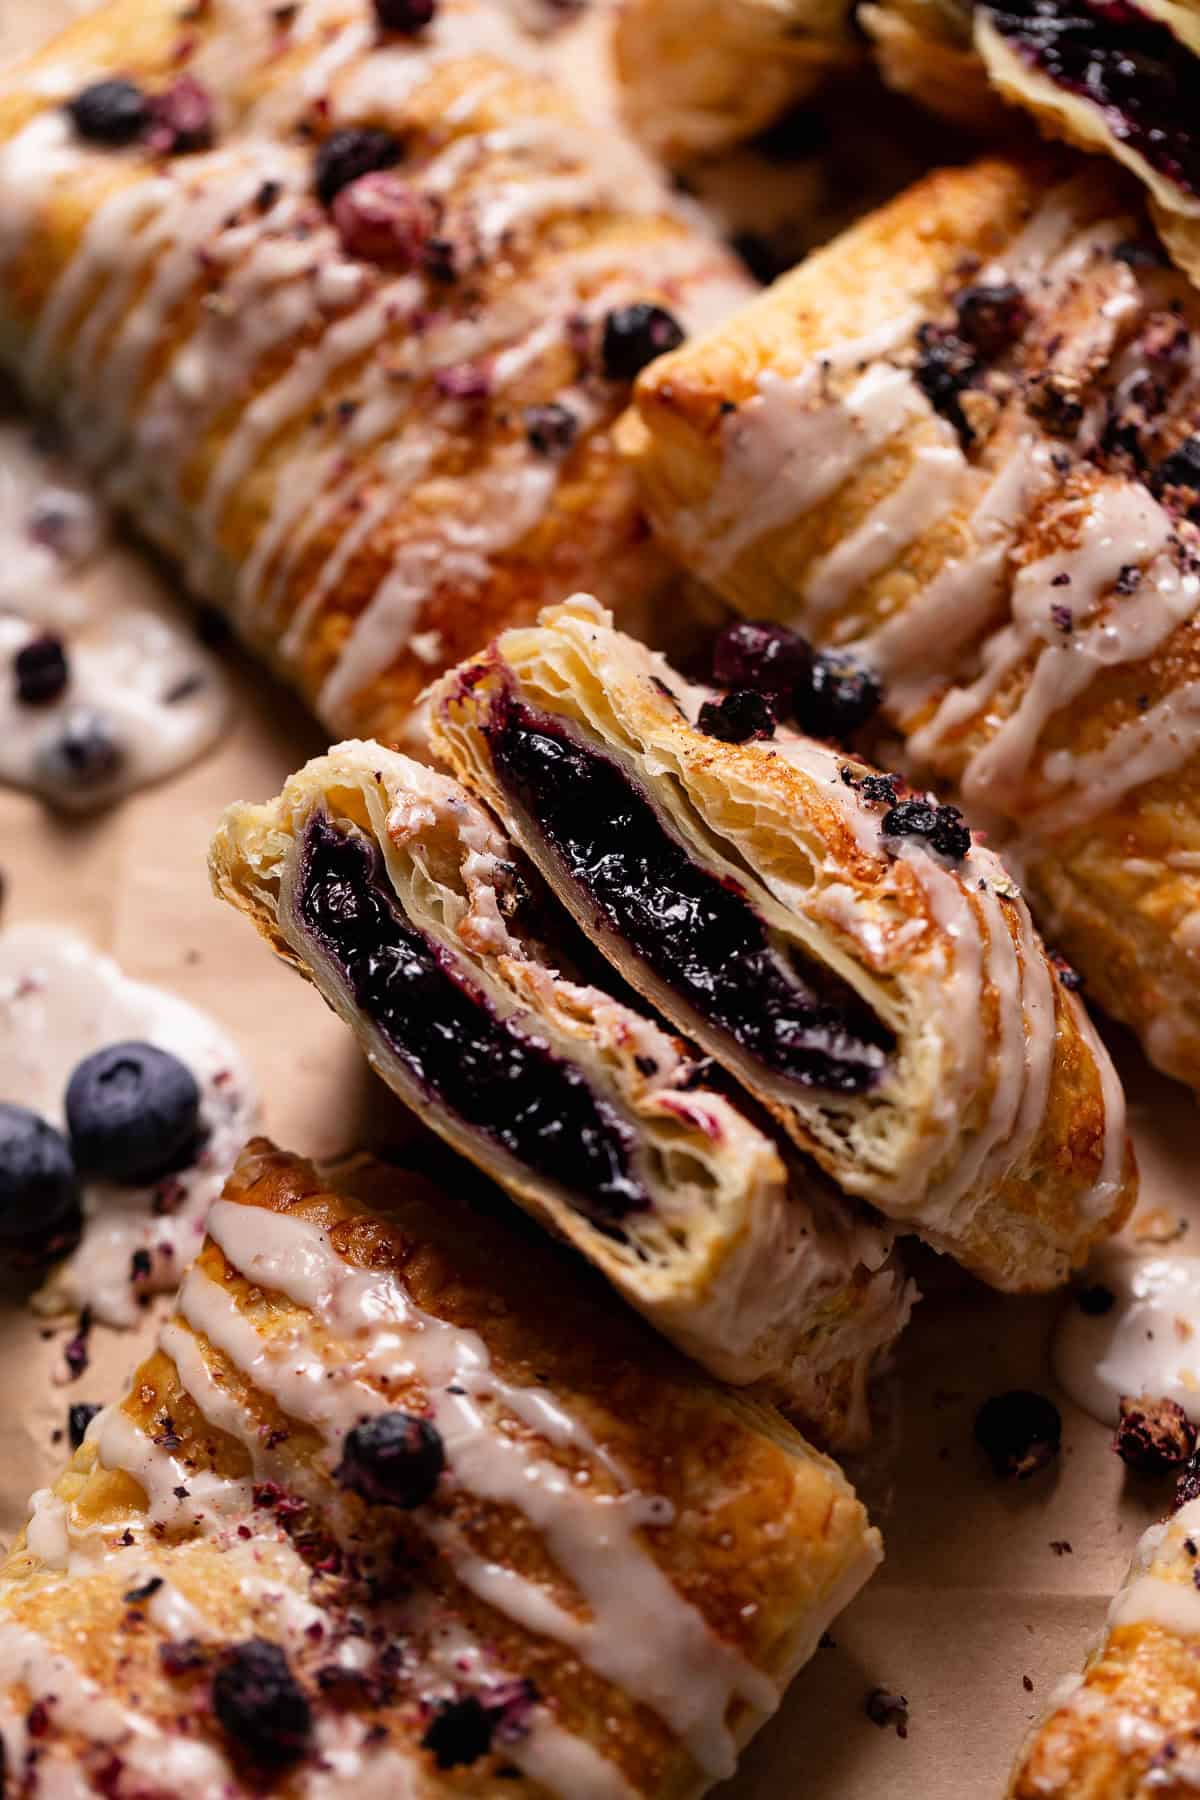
484 694 894 1093
297 816 648 1222
980 0 1200 197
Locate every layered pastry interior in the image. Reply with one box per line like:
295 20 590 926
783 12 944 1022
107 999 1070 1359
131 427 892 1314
210 740 913 1442
622 155 1200 1092
433 599 1133 1293
1009 1483 1200 1796
0 0 750 747
0 1139 883 1797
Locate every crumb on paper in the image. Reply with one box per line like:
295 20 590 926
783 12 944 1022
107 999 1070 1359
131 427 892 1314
866 1688 909 1739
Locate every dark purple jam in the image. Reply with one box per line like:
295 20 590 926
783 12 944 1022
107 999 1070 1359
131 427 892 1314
980 0 1200 197
484 695 893 1094
297 816 648 1222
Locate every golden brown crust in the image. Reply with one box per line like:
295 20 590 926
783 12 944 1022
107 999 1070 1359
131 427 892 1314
0 0 749 749
622 155 1200 1093
0 1139 882 1798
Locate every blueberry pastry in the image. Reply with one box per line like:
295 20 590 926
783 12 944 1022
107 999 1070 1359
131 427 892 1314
623 155 1200 1093
612 0 860 160
209 739 913 1442
431 597 1134 1293
860 0 1200 288
0 0 749 749
0 1138 883 1797
1008 1481 1200 1796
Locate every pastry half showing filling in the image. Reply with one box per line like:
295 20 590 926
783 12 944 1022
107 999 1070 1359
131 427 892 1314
1008 1478 1200 1797
611 0 860 161
861 0 1200 282
209 739 912 1443
0 0 750 751
0 1139 882 1798
432 598 1134 1293
857 0 1014 132
621 155 1200 1094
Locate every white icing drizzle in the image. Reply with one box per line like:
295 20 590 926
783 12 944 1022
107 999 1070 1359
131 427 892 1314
0 924 257 1326
0 418 227 809
1054 1253 1200 1425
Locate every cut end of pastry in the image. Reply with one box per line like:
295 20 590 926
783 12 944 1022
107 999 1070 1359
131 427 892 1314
0 1136 884 1796
210 740 913 1443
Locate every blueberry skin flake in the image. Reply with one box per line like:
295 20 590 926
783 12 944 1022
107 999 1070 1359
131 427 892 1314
0 1103 81 1251
66 1041 201 1184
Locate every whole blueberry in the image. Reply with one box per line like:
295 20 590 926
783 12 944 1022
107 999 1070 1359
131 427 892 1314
66 78 151 146
35 708 125 793
697 689 775 743
335 1410 444 1508
0 1103 81 1253
212 1640 311 1765
14 635 69 707
712 619 812 697
68 1401 102 1450
421 1695 495 1770
66 1042 201 1184
314 127 403 207
792 653 882 740
600 303 685 381
374 0 436 30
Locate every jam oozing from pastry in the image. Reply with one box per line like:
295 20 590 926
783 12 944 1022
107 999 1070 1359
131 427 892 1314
298 817 648 1221
980 0 1200 197
484 695 894 1094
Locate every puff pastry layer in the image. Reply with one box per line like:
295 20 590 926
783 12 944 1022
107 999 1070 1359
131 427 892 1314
209 739 912 1442
862 0 1200 287
611 0 859 161
1009 1491 1200 1797
0 0 750 747
622 155 1200 1094
0 1138 882 1797
431 597 1133 1293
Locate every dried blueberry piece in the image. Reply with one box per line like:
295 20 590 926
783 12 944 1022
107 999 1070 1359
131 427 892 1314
1177 1449 1200 1509
880 798 971 862
1154 434 1200 502
211 1640 311 1766
314 127 403 208
711 619 812 698
974 1389 1061 1480
66 1041 201 1184
952 282 1029 359
600 303 685 381
0 1103 81 1255
146 76 214 155
335 1410 444 1508
914 322 978 446
35 708 124 792
14 634 69 706
374 0 436 29
697 689 775 743
68 1401 101 1450
422 1696 495 1770
865 1687 909 1738
66 78 150 146
792 653 881 740
1114 1395 1197 1477
524 403 577 457
1075 1283 1114 1316
332 172 436 267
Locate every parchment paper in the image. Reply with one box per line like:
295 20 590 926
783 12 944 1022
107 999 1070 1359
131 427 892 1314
3 5 1197 1792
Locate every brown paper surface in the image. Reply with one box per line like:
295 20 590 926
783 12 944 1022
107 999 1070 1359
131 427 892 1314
2 6 1197 1794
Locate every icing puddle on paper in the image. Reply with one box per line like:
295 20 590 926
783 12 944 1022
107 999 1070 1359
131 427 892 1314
0 413 228 809
0 924 257 1326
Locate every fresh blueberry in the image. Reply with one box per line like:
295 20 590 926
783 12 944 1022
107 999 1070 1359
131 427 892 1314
68 1401 102 1450
211 1640 311 1765
335 1410 444 1508
373 0 436 30
712 619 812 697
421 1696 495 1770
0 1103 81 1254
314 127 403 207
66 1041 201 1184
600 303 685 381
66 78 150 146
792 653 882 740
35 708 125 793
14 635 69 706
697 689 775 743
